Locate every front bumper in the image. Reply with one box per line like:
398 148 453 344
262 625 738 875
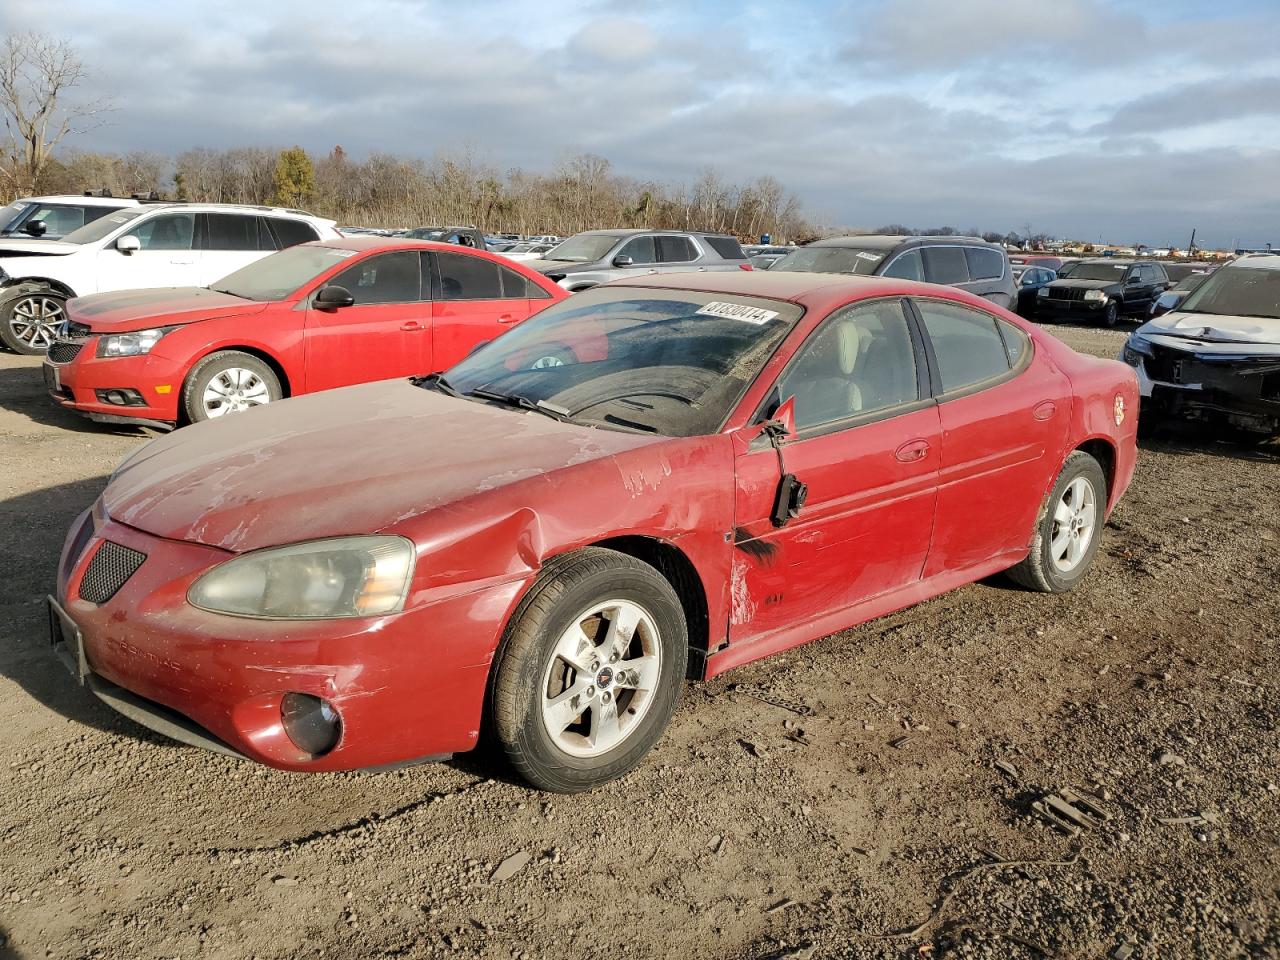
1036 297 1111 322
1125 345 1280 431
43 337 182 425
52 508 524 771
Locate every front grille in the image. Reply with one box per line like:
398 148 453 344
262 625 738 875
79 540 146 604
1046 287 1086 302
47 340 84 364
1146 344 1185 382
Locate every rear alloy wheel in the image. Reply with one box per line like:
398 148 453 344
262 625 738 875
492 548 687 792
1007 451 1107 593
183 351 282 423
0 291 67 355
1102 300 1119 327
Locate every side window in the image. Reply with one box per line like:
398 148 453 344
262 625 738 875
997 317 1032 367
203 213 261 251
922 247 970 285
33 206 87 235
436 251 502 300
125 212 195 251
774 301 919 431
964 246 1005 281
916 300 1012 393
704 236 744 259
329 251 421 305
656 235 698 262
269 217 320 249
618 235 657 264
499 265 549 299
881 249 924 281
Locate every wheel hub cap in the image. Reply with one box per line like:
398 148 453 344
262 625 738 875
1050 476 1098 573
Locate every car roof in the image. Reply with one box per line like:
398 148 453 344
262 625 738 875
1230 254 1280 270
20 194 141 207
808 234 1000 250
571 228 737 239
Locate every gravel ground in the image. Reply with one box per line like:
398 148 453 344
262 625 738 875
1 323 1277 960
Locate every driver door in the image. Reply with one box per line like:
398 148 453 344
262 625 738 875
730 299 940 647
95 211 201 293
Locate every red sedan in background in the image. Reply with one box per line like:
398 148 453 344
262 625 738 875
51 272 1138 792
41 238 567 428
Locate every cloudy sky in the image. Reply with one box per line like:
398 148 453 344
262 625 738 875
2 0 1278 247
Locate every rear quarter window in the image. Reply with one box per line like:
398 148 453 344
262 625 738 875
704 236 745 259
916 299 1012 393
922 247 971 286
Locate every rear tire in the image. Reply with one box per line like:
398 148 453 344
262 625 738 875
491 548 687 793
182 351 281 423
0 290 67 354
1007 451 1108 593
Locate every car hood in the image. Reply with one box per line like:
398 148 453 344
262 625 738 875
0 239 80 258
70 288 269 333
1135 311 1280 351
103 379 661 552
1048 278 1119 291
523 258 591 275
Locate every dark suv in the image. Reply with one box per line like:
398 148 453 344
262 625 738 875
526 230 749 291
1036 259 1169 326
402 225 487 249
770 235 1017 310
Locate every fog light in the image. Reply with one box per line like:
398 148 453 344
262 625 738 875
280 693 341 756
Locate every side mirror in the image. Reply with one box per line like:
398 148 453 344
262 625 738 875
23 219 47 237
612 254 634 267
314 285 355 310
116 234 141 255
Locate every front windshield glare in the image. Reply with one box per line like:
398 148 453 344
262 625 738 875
61 208 146 244
211 244 361 301
444 286 802 437
771 247 883 275
541 235 620 262
1178 265 1280 320
1068 263 1128 281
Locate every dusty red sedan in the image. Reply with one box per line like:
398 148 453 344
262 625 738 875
51 272 1138 792
41 237 566 428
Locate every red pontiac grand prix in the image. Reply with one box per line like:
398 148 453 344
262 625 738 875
41 237 567 428
51 271 1139 792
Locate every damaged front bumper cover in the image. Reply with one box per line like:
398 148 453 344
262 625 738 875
1130 342 1280 433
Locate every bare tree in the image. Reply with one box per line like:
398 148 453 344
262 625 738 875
0 32 112 196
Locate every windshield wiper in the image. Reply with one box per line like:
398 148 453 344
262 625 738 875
414 372 462 397
210 287 249 300
468 386 573 422
567 390 699 418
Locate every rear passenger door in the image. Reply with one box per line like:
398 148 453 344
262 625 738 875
429 251 546 370
303 250 428 392
654 235 701 275
922 246 970 290
911 297 1070 577
199 212 277 285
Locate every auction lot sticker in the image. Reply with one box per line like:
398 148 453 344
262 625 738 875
696 301 780 325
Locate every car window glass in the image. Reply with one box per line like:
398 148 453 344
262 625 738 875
775 301 919 431
656 235 697 263
922 247 970 285
618 235 657 264
125 212 195 251
881 249 923 281
204 213 260 251
916 299 1012 393
704 236 744 259
437 251 502 300
29 205 88 235
964 246 1004 281
499 265 549 299
330 251 421 305
269 217 320 249
254 217 279 251
997 318 1032 367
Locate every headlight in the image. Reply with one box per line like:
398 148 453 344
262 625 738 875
1084 289 1107 301
97 327 168 358
188 536 415 620
1037 287 1050 297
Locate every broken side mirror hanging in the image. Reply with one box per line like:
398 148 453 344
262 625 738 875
763 396 807 527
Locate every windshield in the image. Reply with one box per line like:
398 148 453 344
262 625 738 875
1177 264 1280 320
0 201 31 232
211 244 360 301
61 208 146 244
443 286 802 437
770 246 884 275
541 234 620 263
1065 263 1128 282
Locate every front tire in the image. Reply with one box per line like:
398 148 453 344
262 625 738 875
182 351 281 423
0 290 67 354
1007 451 1107 593
491 548 687 793
1101 300 1120 327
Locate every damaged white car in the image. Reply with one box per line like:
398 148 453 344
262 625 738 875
1122 254 1280 438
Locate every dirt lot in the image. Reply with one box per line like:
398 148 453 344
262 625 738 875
1 325 1277 960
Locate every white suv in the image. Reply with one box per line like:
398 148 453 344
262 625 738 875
0 193 142 241
0 203 340 354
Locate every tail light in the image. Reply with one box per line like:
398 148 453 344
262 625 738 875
738 263 754 271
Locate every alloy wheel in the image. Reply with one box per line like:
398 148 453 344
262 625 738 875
8 295 65 350
1050 476 1097 572
202 367 272 417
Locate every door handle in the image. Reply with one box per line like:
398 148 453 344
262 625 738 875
1032 400 1057 421
497 314 518 324
169 258 195 265
894 439 930 463
400 321 426 332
